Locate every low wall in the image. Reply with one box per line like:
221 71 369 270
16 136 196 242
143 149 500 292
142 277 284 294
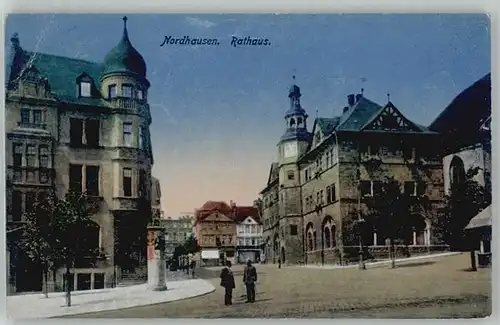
305 245 450 265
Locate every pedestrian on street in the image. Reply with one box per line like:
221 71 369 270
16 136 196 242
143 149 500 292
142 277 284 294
278 258 281 269
243 259 258 303
220 260 235 306
190 260 196 278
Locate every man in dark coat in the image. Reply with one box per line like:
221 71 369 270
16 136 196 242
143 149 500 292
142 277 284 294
243 259 258 303
220 260 235 305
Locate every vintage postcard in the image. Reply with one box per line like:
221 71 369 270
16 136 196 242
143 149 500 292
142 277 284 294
4 13 492 319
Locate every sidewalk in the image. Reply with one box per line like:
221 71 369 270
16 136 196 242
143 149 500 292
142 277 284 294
292 252 461 270
7 278 215 320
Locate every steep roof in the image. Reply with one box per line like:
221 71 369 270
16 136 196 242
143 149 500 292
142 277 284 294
336 96 383 131
9 49 109 107
316 117 341 136
195 201 235 221
234 206 261 223
429 73 491 134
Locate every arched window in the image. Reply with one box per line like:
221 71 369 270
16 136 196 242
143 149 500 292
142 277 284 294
449 156 466 189
305 222 314 251
297 117 303 126
290 118 296 128
324 227 331 248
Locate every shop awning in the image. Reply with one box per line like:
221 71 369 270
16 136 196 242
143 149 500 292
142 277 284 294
465 205 492 230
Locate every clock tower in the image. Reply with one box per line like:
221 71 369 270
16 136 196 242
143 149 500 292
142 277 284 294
276 76 310 264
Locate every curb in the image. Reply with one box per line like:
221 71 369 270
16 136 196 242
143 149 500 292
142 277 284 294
293 252 462 270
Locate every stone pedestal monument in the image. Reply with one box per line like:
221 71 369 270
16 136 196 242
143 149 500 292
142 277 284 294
147 219 167 291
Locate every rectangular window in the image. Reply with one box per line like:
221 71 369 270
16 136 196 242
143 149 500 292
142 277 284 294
108 85 117 98
85 119 100 148
86 165 100 196
39 145 49 168
13 144 23 166
33 110 43 124
21 109 30 124
404 181 416 196
69 164 83 192
80 82 91 97
26 170 36 183
123 122 133 147
122 85 133 98
39 169 49 184
123 168 132 197
369 145 379 156
290 224 298 235
403 146 414 161
327 184 336 203
11 191 22 222
137 89 144 100
70 118 84 147
26 145 36 167
417 181 427 196
287 170 294 180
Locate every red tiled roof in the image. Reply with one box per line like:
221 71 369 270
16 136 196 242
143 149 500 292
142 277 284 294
196 201 235 221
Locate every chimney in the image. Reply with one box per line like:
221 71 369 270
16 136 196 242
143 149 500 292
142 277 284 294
342 106 349 114
230 200 236 208
347 94 355 106
355 93 362 103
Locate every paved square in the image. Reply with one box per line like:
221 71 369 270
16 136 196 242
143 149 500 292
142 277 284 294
68 253 491 318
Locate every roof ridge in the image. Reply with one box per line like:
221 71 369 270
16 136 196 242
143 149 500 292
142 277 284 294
25 50 102 65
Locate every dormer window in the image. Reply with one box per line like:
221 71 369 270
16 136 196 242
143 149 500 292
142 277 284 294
122 85 133 98
80 81 91 97
108 85 117 98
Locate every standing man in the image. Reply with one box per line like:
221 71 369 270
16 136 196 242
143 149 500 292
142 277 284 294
220 260 235 306
243 259 258 303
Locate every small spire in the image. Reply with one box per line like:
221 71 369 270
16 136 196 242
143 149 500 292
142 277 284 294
361 88 364 96
387 93 390 102
122 16 129 40
315 108 319 118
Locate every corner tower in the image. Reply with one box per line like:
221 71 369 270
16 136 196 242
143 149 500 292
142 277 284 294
276 76 310 264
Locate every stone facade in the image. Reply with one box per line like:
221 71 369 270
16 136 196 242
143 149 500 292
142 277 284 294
261 81 445 265
5 17 154 293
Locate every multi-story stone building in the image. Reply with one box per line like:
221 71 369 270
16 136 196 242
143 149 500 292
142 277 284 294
235 207 263 264
261 80 444 265
5 17 154 293
161 215 196 258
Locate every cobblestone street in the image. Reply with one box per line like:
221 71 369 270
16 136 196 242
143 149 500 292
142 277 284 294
68 253 491 318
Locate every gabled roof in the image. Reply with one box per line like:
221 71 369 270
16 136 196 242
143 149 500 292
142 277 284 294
234 206 261 223
429 73 491 134
336 96 383 131
361 101 435 134
317 117 341 136
267 162 279 185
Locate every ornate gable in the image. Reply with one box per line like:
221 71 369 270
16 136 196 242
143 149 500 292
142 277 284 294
204 211 233 222
363 102 421 132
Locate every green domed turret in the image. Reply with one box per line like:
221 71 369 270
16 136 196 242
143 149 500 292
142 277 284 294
102 16 146 78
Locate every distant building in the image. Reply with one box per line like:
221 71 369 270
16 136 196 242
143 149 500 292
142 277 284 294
195 200 259 266
5 17 154 293
235 207 263 263
161 215 195 258
260 79 445 265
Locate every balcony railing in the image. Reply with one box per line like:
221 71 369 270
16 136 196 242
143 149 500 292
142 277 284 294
17 121 47 130
112 197 139 211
